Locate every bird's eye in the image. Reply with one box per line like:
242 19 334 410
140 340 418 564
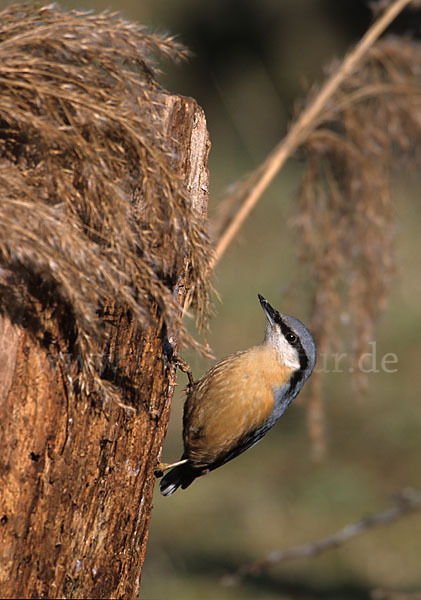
286 332 297 344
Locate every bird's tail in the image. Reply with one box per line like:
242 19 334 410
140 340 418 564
159 463 198 497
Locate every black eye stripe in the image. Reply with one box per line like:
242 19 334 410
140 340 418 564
275 317 308 372
264 303 310 375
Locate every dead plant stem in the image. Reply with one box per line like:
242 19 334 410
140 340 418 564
222 488 421 586
213 0 413 266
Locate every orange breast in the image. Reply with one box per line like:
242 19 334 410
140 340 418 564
183 345 294 467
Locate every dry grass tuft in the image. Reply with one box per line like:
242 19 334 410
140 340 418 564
295 35 421 454
0 3 212 401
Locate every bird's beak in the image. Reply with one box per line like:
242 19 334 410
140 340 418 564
258 293 279 325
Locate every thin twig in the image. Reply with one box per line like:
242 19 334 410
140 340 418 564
213 0 413 266
221 488 421 586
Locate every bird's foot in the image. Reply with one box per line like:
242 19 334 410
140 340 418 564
172 352 194 388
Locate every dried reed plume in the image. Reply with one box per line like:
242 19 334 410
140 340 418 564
211 0 414 258
0 3 212 401
296 35 421 455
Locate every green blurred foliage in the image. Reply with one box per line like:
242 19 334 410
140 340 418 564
2 1 420 598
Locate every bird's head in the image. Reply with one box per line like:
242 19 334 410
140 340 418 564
258 293 316 379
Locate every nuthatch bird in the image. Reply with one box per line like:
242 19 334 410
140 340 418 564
156 294 316 496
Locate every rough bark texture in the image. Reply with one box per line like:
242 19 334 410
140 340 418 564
0 94 209 599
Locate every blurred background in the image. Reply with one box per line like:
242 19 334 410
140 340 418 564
3 0 421 598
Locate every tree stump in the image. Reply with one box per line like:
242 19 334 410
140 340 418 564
0 94 210 599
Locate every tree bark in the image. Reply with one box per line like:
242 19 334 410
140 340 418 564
0 94 210 599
